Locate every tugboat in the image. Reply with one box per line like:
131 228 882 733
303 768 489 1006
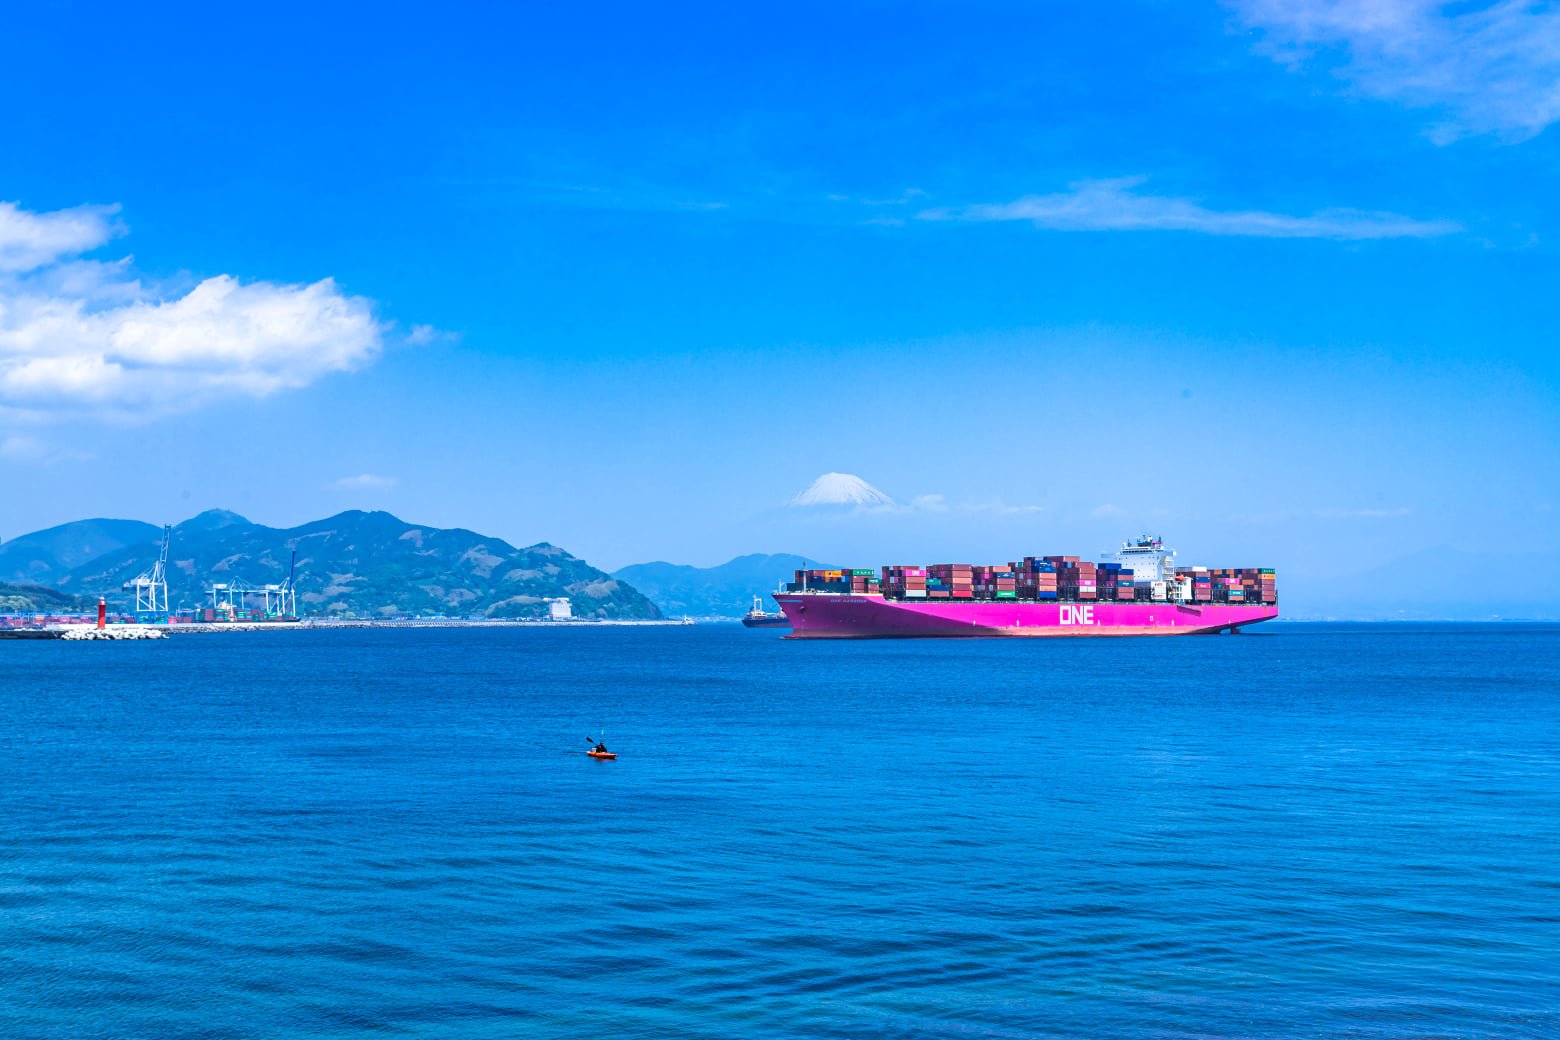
741 594 790 629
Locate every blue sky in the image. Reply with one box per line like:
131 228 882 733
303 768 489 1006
1 2 1557 599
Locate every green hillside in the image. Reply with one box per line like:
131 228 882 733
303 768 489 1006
0 583 96 614
42 510 659 619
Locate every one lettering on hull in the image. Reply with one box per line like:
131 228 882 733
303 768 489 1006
1059 605 1096 625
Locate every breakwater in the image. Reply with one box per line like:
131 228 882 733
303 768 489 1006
0 625 166 640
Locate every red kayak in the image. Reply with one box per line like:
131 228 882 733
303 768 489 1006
586 750 617 760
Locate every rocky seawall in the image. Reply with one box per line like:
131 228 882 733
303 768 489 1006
57 625 166 640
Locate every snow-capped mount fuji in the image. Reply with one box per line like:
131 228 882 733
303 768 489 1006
788 473 895 508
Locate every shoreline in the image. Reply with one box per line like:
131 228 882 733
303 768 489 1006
165 618 696 633
0 618 694 639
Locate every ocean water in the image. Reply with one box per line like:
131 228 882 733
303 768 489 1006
1 623 1557 1039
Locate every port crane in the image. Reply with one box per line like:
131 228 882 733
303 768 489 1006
208 577 253 618
208 550 300 619
262 551 299 618
123 524 170 613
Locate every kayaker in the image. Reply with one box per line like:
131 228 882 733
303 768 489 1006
593 741 609 754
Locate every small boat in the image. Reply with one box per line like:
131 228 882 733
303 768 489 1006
742 594 790 629
586 749 617 760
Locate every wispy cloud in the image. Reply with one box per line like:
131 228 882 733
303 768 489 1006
1232 0 1560 141
1313 506 1412 518
0 434 91 464
836 188 929 208
1092 504 1129 518
963 500 1045 516
332 473 399 491
0 202 123 272
919 177 1459 239
786 479 1042 519
906 494 1043 516
0 199 403 421
477 179 730 215
405 323 458 348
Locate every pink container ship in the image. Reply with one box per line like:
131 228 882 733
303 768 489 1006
775 536 1278 639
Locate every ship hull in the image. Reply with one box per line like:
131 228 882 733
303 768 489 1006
775 594 1277 638
741 615 791 629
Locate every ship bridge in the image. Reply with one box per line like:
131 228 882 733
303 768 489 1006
1103 535 1177 583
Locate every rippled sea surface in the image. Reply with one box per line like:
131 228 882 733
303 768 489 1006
2 623 1558 1038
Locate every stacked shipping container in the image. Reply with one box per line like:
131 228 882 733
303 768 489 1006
1049 558 1099 600
788 556 1277 605
927 564 975 600
788 569 882 595
1175 566 1276 605
972 566 1018 599
881 566 928 598
1012 558 1059 599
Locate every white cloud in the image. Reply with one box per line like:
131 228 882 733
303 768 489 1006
1232 0 1560 141
909 493 948 512
1093 503 1129 518
919 176 1459 239
332 473 399 491
0 199 389 420
0 202 123 273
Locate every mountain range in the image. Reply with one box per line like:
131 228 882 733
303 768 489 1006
612 553 826 618
788 472 894 508
8 511 1535 622
1280 547 1557 621
0 518 162 587
0 510 660 619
